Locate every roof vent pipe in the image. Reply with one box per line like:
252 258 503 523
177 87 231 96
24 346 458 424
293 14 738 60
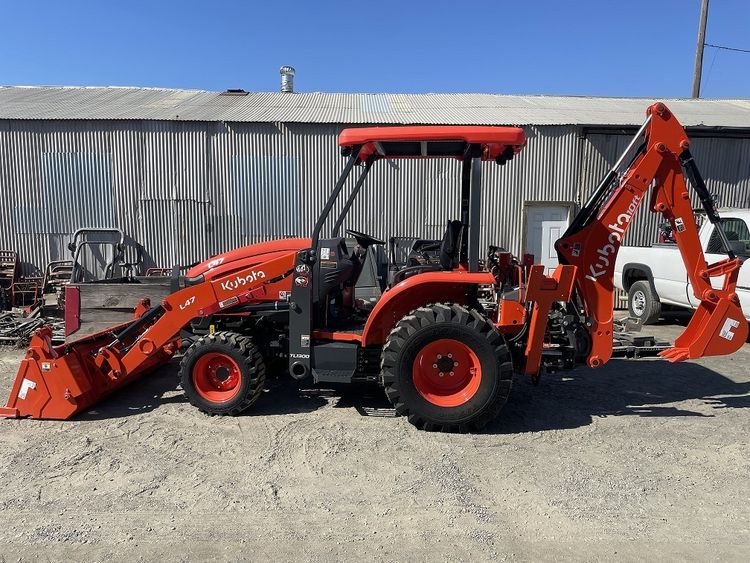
280 66 295 93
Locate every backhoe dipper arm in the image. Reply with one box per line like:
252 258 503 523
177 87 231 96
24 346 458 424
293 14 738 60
556 102 748 368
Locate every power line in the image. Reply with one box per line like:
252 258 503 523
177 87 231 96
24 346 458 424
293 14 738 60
705 42 750 54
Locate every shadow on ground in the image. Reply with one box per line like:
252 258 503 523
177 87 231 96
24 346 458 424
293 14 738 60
80 360 328 421
485 359 750 434
77 353 750 433
78 362 183 420
330 358 750 434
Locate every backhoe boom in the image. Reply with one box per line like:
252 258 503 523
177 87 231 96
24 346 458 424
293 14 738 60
555 102 747 367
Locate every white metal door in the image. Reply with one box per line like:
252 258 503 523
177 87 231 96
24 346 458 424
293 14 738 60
525 205 571 274
541 220 568 273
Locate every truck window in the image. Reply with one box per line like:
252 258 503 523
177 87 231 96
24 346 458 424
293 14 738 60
706 218 750 255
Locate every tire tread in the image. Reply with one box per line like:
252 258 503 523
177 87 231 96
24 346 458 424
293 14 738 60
628 280 661 325
179 331 266 416
381 303 513 432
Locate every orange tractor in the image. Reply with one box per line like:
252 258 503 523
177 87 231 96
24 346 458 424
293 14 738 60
2 102 747 431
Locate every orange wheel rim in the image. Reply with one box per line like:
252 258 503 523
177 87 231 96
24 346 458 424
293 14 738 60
412 338 482 407
192 352 242 402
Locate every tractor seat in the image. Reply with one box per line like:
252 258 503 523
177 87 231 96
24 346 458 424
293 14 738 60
390 220 464 285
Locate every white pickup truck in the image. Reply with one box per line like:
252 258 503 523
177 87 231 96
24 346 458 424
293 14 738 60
614 209 750 324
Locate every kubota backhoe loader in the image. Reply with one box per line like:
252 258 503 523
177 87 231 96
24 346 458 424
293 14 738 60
2 102 747 432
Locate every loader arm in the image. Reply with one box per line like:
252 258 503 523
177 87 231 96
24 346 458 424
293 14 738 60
556 102 748 368
1 252 297 419
96 252 296 379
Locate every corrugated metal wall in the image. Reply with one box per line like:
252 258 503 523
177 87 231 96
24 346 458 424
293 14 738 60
1 119 748 279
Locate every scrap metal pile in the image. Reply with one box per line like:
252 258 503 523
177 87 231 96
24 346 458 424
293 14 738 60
0 268 67 347
0 250 50 346
0 307 65 347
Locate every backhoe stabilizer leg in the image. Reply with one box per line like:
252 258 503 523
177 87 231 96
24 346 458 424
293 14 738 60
521 264 576 375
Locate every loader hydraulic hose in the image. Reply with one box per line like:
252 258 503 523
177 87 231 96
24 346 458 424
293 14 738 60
233 302 290 313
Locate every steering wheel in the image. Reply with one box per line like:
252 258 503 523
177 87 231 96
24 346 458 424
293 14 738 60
345 229 386 247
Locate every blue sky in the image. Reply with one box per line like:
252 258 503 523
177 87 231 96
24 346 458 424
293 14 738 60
0 0 748 98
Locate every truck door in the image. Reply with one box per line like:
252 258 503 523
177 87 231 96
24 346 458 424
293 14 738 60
644 245 689 306
689 216 750 319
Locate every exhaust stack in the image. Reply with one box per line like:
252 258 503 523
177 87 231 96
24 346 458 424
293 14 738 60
280 66 295 93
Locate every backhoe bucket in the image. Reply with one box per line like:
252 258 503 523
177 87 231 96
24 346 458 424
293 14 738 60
659 295 748 363
1 325 177 420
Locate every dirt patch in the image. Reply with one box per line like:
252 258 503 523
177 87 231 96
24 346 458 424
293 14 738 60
0 323 748 561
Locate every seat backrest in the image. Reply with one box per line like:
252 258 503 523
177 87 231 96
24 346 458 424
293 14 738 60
439 220 464 270
388 236 420 268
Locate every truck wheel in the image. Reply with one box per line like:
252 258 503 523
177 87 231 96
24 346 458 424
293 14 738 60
179 332 266 416
381 303 513 432
628 280 661 325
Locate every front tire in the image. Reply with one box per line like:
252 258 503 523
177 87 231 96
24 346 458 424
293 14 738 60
381 303 513 432
628 280 661 325
179 332 266 416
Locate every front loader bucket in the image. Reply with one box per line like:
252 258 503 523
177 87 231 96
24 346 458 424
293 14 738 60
659 296 748 363
1 325 176 420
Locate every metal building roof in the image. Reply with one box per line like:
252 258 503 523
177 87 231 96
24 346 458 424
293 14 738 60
1 86 750 127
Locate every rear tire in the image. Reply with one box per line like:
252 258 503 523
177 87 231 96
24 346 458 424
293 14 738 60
628 280 661 325
179 331 265 416
381 303 513 432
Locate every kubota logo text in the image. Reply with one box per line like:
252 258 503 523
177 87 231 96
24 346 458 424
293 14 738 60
220 269 266 292
585 194 641 283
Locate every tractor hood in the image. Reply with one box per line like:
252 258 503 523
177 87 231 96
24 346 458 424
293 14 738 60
186 238 311 278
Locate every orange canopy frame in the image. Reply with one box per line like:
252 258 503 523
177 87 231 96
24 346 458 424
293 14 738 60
338 125 526 161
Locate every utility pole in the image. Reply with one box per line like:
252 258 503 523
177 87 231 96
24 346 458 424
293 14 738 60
691 0 710 98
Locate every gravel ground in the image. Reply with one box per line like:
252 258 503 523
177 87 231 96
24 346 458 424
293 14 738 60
0 321 748 562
